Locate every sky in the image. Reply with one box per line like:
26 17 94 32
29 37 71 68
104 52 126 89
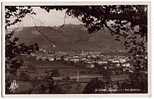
10 7 82 28
8 7 139 32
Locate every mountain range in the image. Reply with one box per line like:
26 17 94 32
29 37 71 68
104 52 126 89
12 24 126 53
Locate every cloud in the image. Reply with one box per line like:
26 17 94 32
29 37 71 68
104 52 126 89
9 7 81 28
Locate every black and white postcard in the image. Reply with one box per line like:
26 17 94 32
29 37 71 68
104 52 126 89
1 1 151 96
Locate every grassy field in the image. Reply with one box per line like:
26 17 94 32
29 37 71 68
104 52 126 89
15 55 145 94
15 56 105 94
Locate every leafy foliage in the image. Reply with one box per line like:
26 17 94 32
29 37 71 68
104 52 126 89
83 78 105 93
30 72 63 94
5 6 35 29
38 5 148 93
5 30 39 93
40 5 148 73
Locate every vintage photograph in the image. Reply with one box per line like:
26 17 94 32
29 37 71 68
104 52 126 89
3 3 149 94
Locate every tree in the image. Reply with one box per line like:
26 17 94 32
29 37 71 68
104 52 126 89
41 5 147 71
5 6 35 29
83 78 105 94
30 71 64 94
5 6 39 93
5 30 39 94
41 6 148 91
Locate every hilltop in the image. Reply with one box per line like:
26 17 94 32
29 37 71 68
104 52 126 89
11 24 125 53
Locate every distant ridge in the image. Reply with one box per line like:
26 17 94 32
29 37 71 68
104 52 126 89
11 24 126 53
